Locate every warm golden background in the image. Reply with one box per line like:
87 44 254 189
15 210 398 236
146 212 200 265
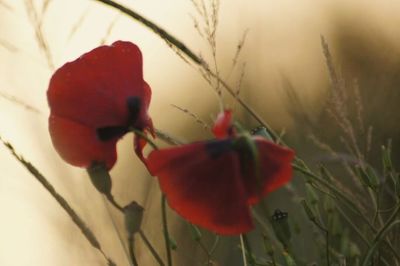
1 0 400 265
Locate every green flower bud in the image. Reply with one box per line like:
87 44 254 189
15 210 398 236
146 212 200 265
124 201 144 235
87 162 112 195
168 236 177 250
355 165 379 190
301 200 316 221
188 223 202 241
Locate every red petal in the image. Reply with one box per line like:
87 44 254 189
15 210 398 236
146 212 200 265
212 110 233 139
244 137 295 205
146 141 253 235
134 133 148 163
49 114 117 169
48 41 149 129
140 82 154 133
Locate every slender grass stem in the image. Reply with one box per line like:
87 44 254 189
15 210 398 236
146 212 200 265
155 129 184 145
0 137 116 265
335 204 371 248
294 163 400 262
242 234 256 266
362 205 400 266
92 0 202 64
240 235 248 266
311 219 330 266
209 236 220 257
91 0 281 143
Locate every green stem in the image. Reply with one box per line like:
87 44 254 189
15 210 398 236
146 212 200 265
294 163 370 225
102 196 132 266
129 127 159 150
139 230 165 266
105 193 124 212
242 234 256 265
336 205 371 248
209 236 220 257
155 129 184 145
311 219 330 266
128 235 139 266
361 205 400 266
294 163 400 262
161 195 173 266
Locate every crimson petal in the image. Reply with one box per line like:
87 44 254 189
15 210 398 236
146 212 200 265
244 137 295 205
146 140 253 235
212 110 233 139
48 41 153 169
49 114 117 169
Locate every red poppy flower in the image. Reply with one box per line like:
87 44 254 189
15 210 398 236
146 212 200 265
48 41 153 170
146 110 295 235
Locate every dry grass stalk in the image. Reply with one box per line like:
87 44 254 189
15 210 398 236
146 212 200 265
24 0 55 70
0 90 41 113
0 136 116 265
171 104 210 131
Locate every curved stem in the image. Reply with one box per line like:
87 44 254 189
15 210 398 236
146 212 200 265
106 194 124 212
92 0 281 143
294 163 400 262
129 127 159 150
362 217 400 266
92 0 201 64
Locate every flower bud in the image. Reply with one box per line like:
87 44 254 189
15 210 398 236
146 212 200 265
188 223 202 241
301 200 316 221
87 162 112 195
355 165 379 190
124 201 144 235
381 142 394 173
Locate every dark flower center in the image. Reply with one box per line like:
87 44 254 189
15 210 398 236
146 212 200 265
127 96 141 124
205 139 234 158
96 96 142 141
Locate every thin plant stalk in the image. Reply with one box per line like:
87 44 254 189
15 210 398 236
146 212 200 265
0 137 116 266
240 235 249 266
139 230 166 266
102 196 133 266
92 0 280 142
362 205 400 266
128 235 139 266
162 195 173 266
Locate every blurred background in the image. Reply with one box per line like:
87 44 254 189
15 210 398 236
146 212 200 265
1 0 399 265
